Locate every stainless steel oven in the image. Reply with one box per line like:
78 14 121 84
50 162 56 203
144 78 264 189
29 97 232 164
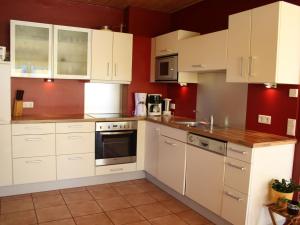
95 121 137 166
155 54 178 82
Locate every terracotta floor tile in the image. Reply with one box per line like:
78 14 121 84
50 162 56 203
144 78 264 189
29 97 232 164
160 199 190 213
60 186 86 194
89 187 120 200
32 190 60 197
39 218 75 225
0 210 37 225
106 208 145 225
135 202 171 219
149 214 188 225
36 205 72 223
134 182 161 193
148 190 173 201
62 191 93 203
74 213 113 225
114 184 145 196
126 221 152 225
1 194 32 202
97 196 131 211
33 194 65 209
124 193 157 206
1 197 34 214
67 200 102 217
131 179 149 185
176 210 211 225
110 180 134 187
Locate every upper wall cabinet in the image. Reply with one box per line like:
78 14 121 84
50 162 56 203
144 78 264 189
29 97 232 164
226 2 300 84
178 30 228 72
54 25 91 80
91 30 133 83
11 20 53 78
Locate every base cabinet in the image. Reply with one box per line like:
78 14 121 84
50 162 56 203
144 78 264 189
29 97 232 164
0 125 12 186
157 135 186 194
185 144 225 215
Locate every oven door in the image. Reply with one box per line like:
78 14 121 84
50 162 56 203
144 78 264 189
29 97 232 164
95 130 137 166
155 55 178 82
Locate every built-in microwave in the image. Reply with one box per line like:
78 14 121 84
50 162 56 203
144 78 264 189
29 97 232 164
155 54 178 82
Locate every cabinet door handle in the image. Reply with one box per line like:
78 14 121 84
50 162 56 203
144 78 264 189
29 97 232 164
25 126 42 130
227 162 246 171
68 125 83 128
160 49 171 53
107 62 110 76
68 157 83 161
68 136 82 140
240 57 244 77
165 140 177 146
225 192 243 201
249 56 256 77
228 147 247 155
25 138 42 142
26 160 42 164
110 168 123 172
192 64 205 68
114 64 117 76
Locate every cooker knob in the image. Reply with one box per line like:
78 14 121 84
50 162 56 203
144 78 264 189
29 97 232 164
188 135 195 143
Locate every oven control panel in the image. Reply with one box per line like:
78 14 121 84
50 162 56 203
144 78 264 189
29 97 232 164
96 121 137 131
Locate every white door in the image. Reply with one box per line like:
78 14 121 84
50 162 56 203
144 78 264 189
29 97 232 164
112 32 133 82
91 30 113 81
144 122 160 177
0 125 12 186
54 25 91 80
249 3 279 83
10 20 53 78
185 144 225 215
157 135 186 194
226 11 251 83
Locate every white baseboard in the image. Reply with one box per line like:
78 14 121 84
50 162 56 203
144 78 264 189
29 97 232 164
0 171 145 197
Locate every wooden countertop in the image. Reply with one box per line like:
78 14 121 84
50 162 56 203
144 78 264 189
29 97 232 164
11 114 296 148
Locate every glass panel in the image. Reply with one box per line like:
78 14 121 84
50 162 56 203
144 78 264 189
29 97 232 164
160 62 169 76
103 136 131 158
57 29 88 75
15 25 49 75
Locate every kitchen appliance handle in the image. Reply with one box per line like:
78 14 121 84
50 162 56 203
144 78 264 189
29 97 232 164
228 147 247 155
165 140 177 146
227 162 246 171
101 131 134 135
225 192 243 201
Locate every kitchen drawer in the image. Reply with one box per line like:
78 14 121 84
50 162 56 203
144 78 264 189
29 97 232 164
227 142 252 163
13 156 56 184
12 134 55 158
56 132 95 155
57 153 95 180
96 163 136 175
56 122 95 133
221 186 248 225
224 158 251 194
160 125 187 143
12 123 55 135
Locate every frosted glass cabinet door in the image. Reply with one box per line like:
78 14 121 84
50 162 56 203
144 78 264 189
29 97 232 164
54 25 91 80
10 20 53 78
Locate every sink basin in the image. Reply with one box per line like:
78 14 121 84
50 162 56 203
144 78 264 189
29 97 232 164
174 121 209 127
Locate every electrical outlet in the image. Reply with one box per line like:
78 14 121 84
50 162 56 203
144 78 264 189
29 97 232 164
258 114 272 125
289 89 299 98
23 101 34 109
170 103 176 110
287 118 296 136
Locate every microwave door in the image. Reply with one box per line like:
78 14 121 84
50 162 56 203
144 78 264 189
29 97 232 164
156 56 178 81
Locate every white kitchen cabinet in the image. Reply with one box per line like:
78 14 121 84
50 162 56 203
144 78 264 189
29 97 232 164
157 135 186 194
54 25 91 80
96 163 137 175
185 144 225 215
13 156 56 184
91 30 132 83
226 2 300 84
0 62 11 123
57 153 95 180
10 20 53 78
0 125 12 186
12 123 55 135
179 30 228 72
144 122 161 177
55 122 95 133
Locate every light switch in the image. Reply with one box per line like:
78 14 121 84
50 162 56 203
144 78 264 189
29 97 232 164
23 101 34 109
287 118 296 136
289 89 298 98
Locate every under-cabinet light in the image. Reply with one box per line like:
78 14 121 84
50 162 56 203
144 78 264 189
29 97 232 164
44 78 54 83
264 83 277 89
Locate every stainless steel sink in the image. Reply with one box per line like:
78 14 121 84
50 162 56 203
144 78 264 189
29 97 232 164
174 121 209 127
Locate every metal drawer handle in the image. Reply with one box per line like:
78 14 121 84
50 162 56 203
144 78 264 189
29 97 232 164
26 160 42 164
228 148 247 155
68 157 83 161
107 62 110 76
160 49 171 52
110 168 123 172
227 163 246 171
68 136 82 140
25 138 42 142
225 192 243 201
165 141 177 146
192 64 205 68
68 125 83 128
25 127 42 130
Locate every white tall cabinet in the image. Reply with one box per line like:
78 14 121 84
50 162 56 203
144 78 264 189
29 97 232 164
10 20 53 78
226 1 300 84
0 125 12 186
91 30 133 83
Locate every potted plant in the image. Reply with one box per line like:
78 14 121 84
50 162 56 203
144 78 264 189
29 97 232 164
270 179 300 203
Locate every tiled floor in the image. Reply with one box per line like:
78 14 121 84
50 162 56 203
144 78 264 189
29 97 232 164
0 179 215 225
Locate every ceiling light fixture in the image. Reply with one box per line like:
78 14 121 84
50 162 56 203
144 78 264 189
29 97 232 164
264 83 277 89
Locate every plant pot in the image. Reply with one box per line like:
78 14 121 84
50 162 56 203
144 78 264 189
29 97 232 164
270 188 294 203
287 201 300 215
